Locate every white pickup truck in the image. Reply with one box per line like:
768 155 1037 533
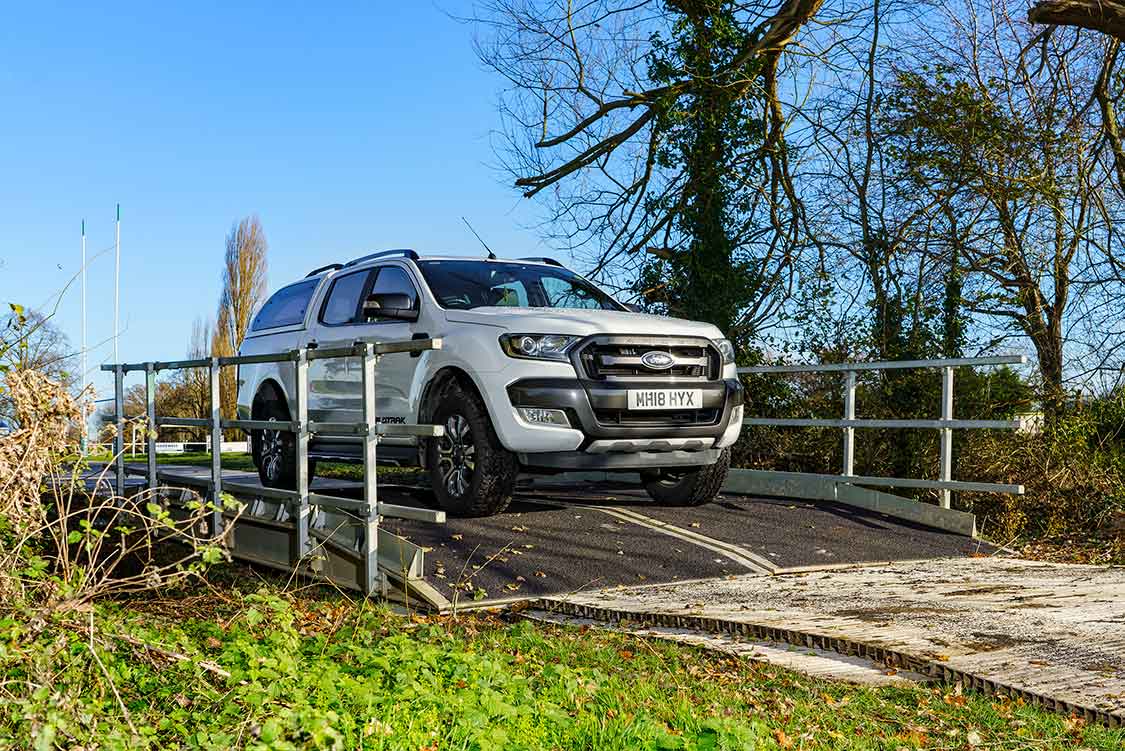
236 250 743 516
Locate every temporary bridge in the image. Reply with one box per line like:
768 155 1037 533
100 344 1026 611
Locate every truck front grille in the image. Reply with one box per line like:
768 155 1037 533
577 337 719 381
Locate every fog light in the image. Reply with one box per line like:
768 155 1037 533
518 407 570 427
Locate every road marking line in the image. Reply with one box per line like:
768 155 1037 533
591 505 778 573
583 505 776 575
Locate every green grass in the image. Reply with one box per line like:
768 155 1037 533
3 572 1121 750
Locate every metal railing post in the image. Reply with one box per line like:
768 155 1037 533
293 348 310 567
842 370 856 478
359 343 382 595
113 364 125 497
939 366 954 509
209 356 223 536
145 363 157 493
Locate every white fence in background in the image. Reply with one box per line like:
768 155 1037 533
91 440 249 455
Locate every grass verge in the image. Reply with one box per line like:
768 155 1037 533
3 567 1122 750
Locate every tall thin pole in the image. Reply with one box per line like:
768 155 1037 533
113 203 121 364
80 220 88 455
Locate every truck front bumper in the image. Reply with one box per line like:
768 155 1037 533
506 377 743 471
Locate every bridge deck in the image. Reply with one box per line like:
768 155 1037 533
114 463 989 610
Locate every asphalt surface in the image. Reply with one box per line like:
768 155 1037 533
110 464 993 606
383 480 994 605
382 492 739 605
524 483 993 568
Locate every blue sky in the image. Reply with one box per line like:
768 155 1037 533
0 1 550 397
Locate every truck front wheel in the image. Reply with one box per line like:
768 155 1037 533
426 383 518 517
642 448 731 506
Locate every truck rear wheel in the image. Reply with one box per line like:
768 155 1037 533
427 383 517 517
642 448 730 507
252 391 316 490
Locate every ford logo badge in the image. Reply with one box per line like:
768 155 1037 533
640 351 675 370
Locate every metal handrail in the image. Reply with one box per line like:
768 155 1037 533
742 418 1021 430
100 337 446 594
736 355 1029 507
739 355 1025 374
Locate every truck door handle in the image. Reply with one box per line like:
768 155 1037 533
306 340 319 350
411 332 430 358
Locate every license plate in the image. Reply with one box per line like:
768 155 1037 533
626 389 703 411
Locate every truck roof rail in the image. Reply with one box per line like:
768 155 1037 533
517 256 564 267
305 263 344 278
344 248 419 267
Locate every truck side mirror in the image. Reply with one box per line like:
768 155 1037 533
363 292 418 322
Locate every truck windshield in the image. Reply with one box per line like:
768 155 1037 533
416 260 625 311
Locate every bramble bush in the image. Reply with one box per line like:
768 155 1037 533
0 302 235 747
959 391 1125 545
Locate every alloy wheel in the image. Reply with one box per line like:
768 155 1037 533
260 417 284 483
437 414 475 497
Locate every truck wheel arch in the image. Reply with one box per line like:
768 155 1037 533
417 367 487 468
252 379 289 419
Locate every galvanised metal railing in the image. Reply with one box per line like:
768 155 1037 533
101 338 445 594
737 355 1028 508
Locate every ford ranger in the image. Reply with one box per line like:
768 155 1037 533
236 249 743 516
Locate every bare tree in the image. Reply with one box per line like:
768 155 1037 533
795 0 965 362
1031 2 1125 267
885 0 1125 413
1 308 73 380
211 217 268 423
1 308 75 424
475 0 825 340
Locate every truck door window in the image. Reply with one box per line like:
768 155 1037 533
320 270 372 325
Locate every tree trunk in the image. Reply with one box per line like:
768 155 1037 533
1026 316 1066 424
676 6 739 336
1029 1 1125 40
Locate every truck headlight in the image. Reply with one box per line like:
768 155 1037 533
499 334 580 361
713 338 735 365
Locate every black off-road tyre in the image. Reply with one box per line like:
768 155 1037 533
252 392 304 490
426 384 518 517
642 447 731 506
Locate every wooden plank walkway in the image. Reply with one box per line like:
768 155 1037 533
539 557 1125 725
